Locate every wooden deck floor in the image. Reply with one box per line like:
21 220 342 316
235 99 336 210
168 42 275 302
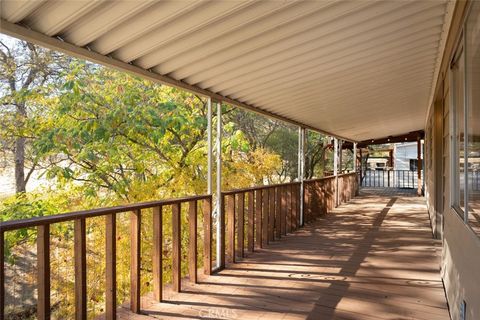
117 188 449 320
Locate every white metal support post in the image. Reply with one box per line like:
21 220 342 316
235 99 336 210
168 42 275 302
353 142 358 195
334 138 339 207
298 127 306 226
333 138 338 176
339 140 343 174
353 142 357 172
215 101 222 269
207 98 213 194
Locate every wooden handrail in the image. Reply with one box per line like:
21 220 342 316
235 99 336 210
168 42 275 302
0 174 360 319
0 194 212 320
221 181 301 195
338 172 357 177
303 175 336 183
0 194 211 232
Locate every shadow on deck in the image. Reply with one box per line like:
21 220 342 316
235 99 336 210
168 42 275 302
117 189 449 320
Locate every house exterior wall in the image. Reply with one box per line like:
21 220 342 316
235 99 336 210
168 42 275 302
424 1 480 319
393 142 419 171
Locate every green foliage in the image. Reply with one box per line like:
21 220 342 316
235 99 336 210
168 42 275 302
0 193 58 262
31 65 211 201
0 36 332 319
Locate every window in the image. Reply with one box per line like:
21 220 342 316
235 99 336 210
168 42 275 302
466 1 480 235
452 1 480 236
451 45 466 217
410 159 418 172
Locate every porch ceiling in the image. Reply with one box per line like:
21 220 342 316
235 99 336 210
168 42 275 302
0 0 453 141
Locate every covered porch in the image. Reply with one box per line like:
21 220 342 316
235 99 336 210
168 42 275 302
117 188 448 320
1 0 477 319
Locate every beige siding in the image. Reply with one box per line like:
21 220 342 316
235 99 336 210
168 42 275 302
442 210 480 319
425 1 480 319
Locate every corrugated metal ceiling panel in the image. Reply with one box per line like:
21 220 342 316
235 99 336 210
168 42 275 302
0 0 454 141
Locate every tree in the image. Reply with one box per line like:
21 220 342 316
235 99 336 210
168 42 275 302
226 108 300 182
0 35 70 193
304 131 331 179
227 109 279 149
35 64 210 201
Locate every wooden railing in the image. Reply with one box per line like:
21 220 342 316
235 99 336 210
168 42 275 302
338 172 359 203
303 173 358 223
470 170 480 191
0 174 359 319
304 176 336 223
361 169 420 189
0 195 212 320
220 182 301 267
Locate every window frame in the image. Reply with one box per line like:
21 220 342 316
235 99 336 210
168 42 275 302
450 33 468 223
450 1 480 234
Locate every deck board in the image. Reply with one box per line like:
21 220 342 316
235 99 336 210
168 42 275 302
115 188 449 320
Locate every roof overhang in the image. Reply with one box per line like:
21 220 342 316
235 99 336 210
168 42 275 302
0 0 455 142
343 130 424 149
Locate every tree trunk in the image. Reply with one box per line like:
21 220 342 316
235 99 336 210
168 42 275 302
14 103 27 193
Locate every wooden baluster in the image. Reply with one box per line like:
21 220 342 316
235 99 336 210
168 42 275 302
219 195 226 270
313 183 316 222
105 214 116 320
203 198 212 275
292 185 298 230
236 193 245 258
299 185 303 225
323 181 326 214
346 177 349 200
255 190 262 249
320 183 328 215
262 189 269 247
226 194 235 263
0 231 4 320
292 185 297 230
332 179 336 209
331 179 335 210
188 201 197 283
172 203 181 292
74 218 87 320
247 191 254 253
317 182 321 214
311 182 316 218
153 206 163 301
286 186 292 233
37 224 50 320
290 185 295 229
268 188 275 242
292 185 296 227
303 183 309 223
281 186 286 235
298 185 302 226
328 180 332 211
322 181 325 212
130 209 141 313
275 187 281 239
